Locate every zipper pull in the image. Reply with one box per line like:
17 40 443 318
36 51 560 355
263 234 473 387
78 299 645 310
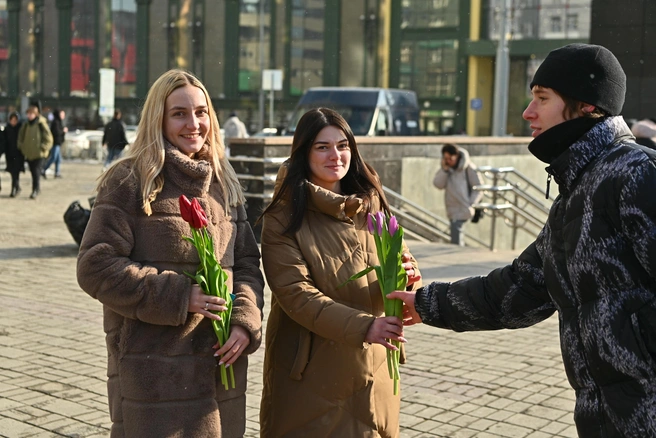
545 174 552 199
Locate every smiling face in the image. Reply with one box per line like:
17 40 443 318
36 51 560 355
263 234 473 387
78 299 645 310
522 86 568 138
308 125 351 193
163 85 210 157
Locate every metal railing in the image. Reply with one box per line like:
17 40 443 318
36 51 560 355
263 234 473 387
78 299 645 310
229 155 553 251
473 166 555 250
383 186 489 247
384 167 554 251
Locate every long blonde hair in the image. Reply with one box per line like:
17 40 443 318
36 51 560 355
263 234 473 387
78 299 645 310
97 69 245 215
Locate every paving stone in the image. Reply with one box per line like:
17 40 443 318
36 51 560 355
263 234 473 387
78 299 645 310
0 416 45 437
486 422 533 438
0 161 580 438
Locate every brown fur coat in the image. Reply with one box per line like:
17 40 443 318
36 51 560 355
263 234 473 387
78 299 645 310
77 143 264 437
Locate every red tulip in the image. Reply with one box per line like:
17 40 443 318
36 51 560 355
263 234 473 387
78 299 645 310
179 195 209 229
179 194 233 389
179 195 193 223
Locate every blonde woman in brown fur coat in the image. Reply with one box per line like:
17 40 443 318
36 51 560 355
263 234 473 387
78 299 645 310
77 70 265 438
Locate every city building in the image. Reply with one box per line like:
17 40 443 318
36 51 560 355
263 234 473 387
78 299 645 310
0 0 592 135
589 0 656 122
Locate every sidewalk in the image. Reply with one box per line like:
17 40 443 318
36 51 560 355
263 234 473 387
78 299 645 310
0 161 576 437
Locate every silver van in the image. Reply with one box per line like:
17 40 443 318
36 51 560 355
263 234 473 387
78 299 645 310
286 87 421 136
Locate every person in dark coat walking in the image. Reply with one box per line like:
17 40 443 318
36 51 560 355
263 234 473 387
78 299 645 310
42 109 66 178
101 109 129 170
3 112 24 197
389 44 656 438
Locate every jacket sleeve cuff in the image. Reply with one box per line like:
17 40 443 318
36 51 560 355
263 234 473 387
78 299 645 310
230 288 263 355
415 282 448 327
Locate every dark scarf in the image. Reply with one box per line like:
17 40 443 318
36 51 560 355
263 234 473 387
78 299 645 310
528 117 604 164
527 117 605 198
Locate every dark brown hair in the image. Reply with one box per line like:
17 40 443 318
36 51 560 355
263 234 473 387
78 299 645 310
554 89 608 120
441 143 458 155
260 107 389 235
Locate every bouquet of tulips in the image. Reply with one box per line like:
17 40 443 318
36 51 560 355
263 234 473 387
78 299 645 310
343 211 407 394
179 195 235 390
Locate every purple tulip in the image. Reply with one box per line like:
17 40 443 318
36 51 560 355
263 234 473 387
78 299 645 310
367 213 375 234
389 215 399 236
375 211 385 235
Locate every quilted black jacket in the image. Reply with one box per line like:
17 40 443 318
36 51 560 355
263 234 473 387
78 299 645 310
416 117 656 437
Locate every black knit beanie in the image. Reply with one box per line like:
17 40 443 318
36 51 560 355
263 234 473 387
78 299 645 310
530 44 626 116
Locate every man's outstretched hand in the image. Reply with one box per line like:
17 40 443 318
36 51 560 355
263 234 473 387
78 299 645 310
387 290 422 326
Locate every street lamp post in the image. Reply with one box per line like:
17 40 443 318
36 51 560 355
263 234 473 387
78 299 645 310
492 0 511 136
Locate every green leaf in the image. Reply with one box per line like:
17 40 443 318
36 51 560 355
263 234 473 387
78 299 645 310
337 266 375 288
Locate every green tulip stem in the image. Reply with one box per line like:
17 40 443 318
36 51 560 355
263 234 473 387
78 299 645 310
183 219 235 390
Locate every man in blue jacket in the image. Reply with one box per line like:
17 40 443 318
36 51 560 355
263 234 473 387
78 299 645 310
390 44 656 437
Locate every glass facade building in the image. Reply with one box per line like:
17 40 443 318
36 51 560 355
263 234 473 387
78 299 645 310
1 0 592 134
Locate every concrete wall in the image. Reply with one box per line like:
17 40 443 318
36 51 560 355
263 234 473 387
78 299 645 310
230 135 549 251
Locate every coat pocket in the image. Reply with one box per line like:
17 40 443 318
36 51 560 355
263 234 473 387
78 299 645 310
289 327 312 380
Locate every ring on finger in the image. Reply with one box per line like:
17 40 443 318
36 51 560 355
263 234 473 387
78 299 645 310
204 302 210 311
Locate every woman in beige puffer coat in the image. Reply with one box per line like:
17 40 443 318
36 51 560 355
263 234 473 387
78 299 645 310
259 108 422 437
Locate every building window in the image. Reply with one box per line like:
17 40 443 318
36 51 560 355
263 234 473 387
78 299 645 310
485 0 592 40
111 0 137 98
290 0 324 96
167 0 202 74
402 0 459 28
399 40 458 98
239 0 270 93
71 0 97 97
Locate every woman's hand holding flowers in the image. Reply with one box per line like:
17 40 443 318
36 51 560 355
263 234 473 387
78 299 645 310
402 253 421 287
189 284 227 320
214 325 250 366
365 316 407 351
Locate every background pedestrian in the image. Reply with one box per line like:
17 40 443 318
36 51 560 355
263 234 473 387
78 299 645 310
432 143 483 246
17 102 53 199
42 109 67 178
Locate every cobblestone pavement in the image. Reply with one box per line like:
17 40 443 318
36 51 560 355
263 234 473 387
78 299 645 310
0 161 576 437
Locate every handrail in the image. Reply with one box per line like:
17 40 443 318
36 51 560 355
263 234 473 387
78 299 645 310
472 166 553 250
385 186 490 248
478 165 555 202
230 156 289 164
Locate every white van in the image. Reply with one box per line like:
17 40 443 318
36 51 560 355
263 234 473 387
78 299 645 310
286 87 421 136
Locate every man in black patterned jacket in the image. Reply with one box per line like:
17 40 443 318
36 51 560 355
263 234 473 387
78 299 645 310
390 44 656 437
